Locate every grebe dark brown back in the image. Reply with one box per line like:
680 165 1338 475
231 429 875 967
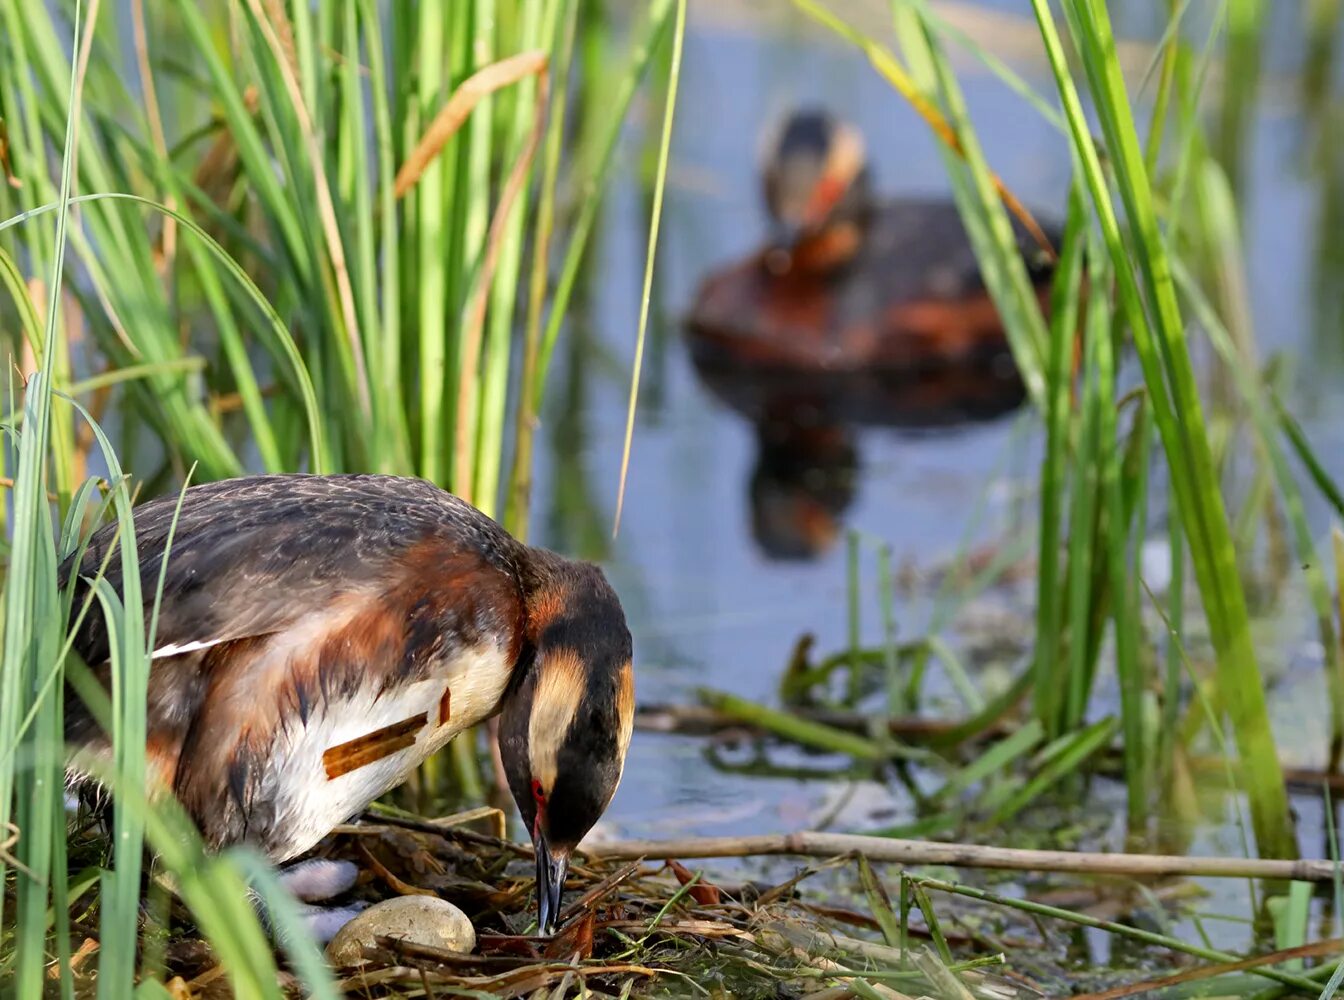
62 473 634 933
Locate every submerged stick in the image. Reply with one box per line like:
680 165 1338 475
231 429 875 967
585 832 1342 883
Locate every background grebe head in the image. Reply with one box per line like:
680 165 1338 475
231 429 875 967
762 108 872 251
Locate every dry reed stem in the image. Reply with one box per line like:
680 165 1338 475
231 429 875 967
586 832 1344 883
427 804 508 840
244 0 370 418
597 918 754 943
260 0 300 77
393 51 549 199
362 809 534 858
45 938 98 980
193 86 257 201
355 840 438 897
0 820 33 877
556 860 642 927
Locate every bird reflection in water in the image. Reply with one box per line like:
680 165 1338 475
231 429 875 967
685 109 1058 559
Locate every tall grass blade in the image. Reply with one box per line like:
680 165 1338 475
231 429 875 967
1 0 85 990
613 0 685 536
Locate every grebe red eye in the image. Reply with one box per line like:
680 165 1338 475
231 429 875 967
531 779 545 805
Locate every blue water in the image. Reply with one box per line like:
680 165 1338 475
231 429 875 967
529 1 1344 954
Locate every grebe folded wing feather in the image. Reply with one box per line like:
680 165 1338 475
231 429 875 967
60 475 528 859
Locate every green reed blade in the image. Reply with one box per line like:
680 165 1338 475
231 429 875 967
1 0 83 987
474 4 545 517
230 851 341 1000
856 854 901 948
506 0 580 537
2 192 330 471
987 716 1119 825
413 0 451 484
1031 0 1294 859
698 689 888 761
894 0 1067 133
1062 303 1102 730
931 717 1044 806
893 6 1050 400
1033 183 1087 733
536 0 675 394
1175 251 1344 776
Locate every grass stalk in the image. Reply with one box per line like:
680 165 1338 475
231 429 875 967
2 0 84 988
612 0 685 536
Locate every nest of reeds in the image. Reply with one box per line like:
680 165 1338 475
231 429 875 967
52 798 1341 999
123 809 1041 1000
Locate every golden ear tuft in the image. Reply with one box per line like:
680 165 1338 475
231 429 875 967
528 647 587 790
615 660 635 762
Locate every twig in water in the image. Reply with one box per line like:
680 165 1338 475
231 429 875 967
584 832 1344 883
